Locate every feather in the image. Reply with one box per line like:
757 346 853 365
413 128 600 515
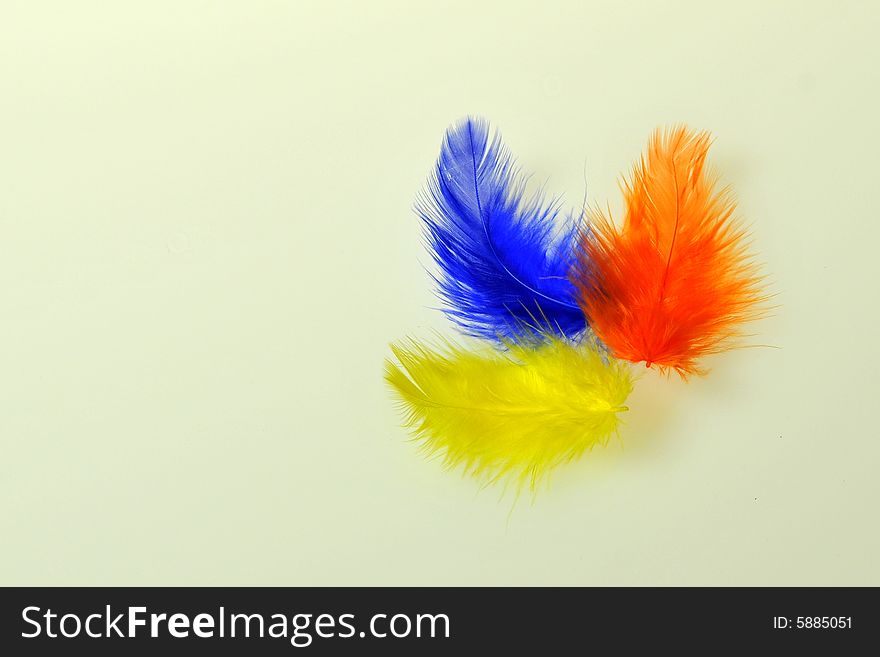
416 117 587 343
385 335 632 490
574 126 766 377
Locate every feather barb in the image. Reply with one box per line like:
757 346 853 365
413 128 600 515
416 117 586 343
385 336 632 491
574 126 767 377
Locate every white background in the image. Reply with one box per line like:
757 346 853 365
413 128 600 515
1 1 877 584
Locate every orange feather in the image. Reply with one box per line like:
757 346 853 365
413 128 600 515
575 126 765 377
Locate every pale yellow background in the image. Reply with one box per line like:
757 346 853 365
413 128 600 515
1 1 877 586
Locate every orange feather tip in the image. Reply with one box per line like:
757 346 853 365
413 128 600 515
574 126 768 378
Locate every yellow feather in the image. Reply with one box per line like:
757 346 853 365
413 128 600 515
385 336 633 491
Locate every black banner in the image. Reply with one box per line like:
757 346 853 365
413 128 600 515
0 587 874 654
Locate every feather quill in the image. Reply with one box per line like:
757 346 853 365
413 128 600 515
574 127 765 377
417 117 587 343
385 335 632 490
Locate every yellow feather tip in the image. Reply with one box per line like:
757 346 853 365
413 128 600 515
384 336 633 491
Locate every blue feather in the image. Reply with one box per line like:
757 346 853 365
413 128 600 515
416 117 587 342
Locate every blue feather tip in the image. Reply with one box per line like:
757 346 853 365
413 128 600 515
416 117 588 343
